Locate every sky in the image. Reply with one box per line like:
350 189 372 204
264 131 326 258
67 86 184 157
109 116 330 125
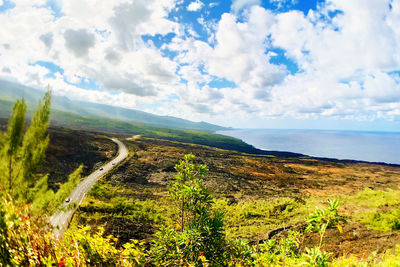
0 0 400 131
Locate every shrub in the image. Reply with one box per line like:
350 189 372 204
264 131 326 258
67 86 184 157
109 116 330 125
361 207 400 232
150 154 227 266
306 199 346 247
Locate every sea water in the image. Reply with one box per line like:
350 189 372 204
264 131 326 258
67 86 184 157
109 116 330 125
217 129 400 165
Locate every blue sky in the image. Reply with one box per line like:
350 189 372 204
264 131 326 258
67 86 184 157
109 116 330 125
0 0 400 131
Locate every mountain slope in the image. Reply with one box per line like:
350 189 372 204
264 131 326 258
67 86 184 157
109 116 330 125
0 96 258 154
0 79 228 132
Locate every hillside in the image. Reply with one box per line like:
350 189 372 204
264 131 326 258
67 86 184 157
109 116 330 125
2 112 400 265
54 128 400 260
0 79 228 132
0 96 259 154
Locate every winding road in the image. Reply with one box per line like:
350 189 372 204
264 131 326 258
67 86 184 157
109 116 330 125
50 138 128 238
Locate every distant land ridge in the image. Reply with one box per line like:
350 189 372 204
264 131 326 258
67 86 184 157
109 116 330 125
0 79 228 133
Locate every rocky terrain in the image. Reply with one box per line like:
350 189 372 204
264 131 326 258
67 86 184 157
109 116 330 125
65 135 400 258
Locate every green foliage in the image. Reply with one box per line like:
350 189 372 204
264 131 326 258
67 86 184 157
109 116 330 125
169 153 209 231
31 165 83 214
20 90 51 194
0 193 58 266
339 188 400 232
1 98 26 191
0 191 148 266
345 188 400 209
50 107 255 153
254 230 303 266
0 91 50 201
214 197 311 240
80 195 166 225
303 247 332 267
0 92 84 215
225 239 255 266
359 206 400 232
63 226 121 266
306 199 346 248
150 154 227 266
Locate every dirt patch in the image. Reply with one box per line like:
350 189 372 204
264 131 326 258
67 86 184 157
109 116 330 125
305 222 400 258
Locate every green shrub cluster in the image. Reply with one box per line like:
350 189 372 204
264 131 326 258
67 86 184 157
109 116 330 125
361 207 400 232
0 192 147 266
80 196 166 226
345 188 400 209
214 197 311 240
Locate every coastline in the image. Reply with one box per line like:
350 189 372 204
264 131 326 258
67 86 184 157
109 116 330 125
217 128 400 166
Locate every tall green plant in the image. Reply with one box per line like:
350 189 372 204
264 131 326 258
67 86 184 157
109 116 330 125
169 153 209 231
0 91 50 200
306 199 346 248
151 154 227 266
20 90 51 199
2 99 26 191
0 90 82 215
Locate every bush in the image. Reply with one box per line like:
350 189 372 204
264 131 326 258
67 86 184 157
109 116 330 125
149 154 227 266
306 199 346 248
361 207 400 232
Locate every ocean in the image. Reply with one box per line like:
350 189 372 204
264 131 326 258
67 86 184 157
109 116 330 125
217 129 400 165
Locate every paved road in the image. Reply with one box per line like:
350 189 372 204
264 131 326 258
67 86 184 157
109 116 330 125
50 138 128 238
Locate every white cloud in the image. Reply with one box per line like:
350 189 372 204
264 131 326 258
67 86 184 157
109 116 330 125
174 6 285 107
39 32 54 49
0 0 180 101
64 29 95 57
261 0 400 122
231 0 261 14
187 0 204 12
1 0 400 129
0 0 3 6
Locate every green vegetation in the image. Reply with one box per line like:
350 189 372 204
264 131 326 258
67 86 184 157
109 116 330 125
0 92 82 215
51 108 254 153
150 154 227 266
0 92 51 200
344 188 400 209
31 165 83 214
341 188 400 232
306 199 346 248
214 197 313 240
3 96 400 265
3 149 400 265
0 80 227 132
1 96 255 153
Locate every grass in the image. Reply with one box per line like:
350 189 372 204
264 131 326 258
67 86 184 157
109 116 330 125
74 181 176 235
335 188 400 232
212 197 313 240
51 108 257 153
358 208 400 232
75 178 318 243
344 188 400 209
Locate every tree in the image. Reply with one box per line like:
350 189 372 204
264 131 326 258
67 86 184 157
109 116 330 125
20 90 51 199
1 99 26 191
0 91 51 200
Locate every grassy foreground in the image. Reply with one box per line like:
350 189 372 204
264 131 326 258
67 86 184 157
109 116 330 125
3 160 400 266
